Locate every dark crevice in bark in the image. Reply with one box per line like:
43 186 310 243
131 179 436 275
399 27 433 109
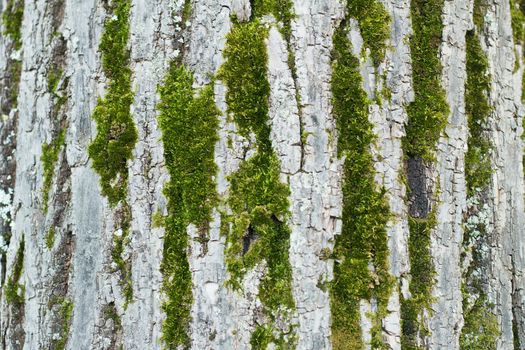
406 157 435 219
512 256 525 348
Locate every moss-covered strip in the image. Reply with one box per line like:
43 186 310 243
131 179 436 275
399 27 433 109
219 19 296 347
401 0 448 347
157 64 220 348
250 0 293 28
111 204 133 306
512 0 525 177
330 24 394 350
6 60 22 112
1 0 24 113
511 0 525 46
401 215 436 349
88 0 136 206
5 236 24 305
2 0 24 50
459 6 499 347
403 0 449 161
45 227 56 250
49 297 73 350
88 0 136 306
464 29 492 197
41 129 65 214
460 291 499 349
346 0 391 67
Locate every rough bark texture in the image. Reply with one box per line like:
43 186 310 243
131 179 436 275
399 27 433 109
0 0 524 349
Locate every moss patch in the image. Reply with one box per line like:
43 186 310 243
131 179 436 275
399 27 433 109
49 297 73 350
5 236 24 305
1 0 24 113
329 24 394 349
400 0 448 346
460 7 499 348
88 0 137 206
403 0 449 161
41 129 66 214
88 0 136 306
45 226 56 250
460 294 499 350
2 0 24 50
47 67 63 95
5 60 22 113
219 19 296 347
346 0 391 67
511 0 525 45
111 204 133 306
157 64 220 348
401 215 436 349
464 29 492 197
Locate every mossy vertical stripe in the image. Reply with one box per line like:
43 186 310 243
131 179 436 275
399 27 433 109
401 0 448 348
88 0 136 206
88 0 136 307
330 24 393 350
157 64 220 348
219 18 296 348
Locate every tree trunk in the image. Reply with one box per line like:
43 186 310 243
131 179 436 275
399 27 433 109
0 0 524 349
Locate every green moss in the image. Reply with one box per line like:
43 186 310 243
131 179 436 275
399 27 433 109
219 21 271 150
465 29 492 197
514 312 522 349
7 59 22 112
346 0 391 67
2 0 24 50
45 227 56 250
111 204 133 307
219 19 296 347
460 12 499 347
151 210 165 229
181 0 192 24
251 325 273 350
47 67 63 95
88 0 137 206
401 215 436 349
102 302 122 326
330 25 394 350
460 295 499 350
400 0 448 346
511 0 525 45
50 298 73 350
473 0 488 29
88 0 136 307
41 129 66 214
403 0 449 161
157 64 220 349
5 236 24 306
250 0 294 37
